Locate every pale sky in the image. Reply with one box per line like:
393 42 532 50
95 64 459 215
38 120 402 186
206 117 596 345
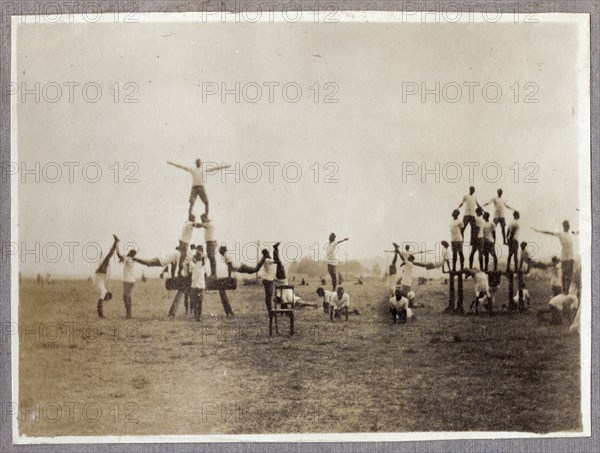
13 14 589 277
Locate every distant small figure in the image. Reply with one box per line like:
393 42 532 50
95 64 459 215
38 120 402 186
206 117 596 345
338 273 344 284
356 277 363 285
300 278 308 286
320 276 327 285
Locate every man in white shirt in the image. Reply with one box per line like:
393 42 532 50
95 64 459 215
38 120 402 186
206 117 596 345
190 246 208 321
198 214 218 276
398 256 415 300
386 243 403 296
178 215 202 277
230 245 281 314
412 240 450 271
168 251 192 317
457 186 482 243
389 288 414 324
481 212 498 271
450 209 465 271
537 293 578 325
482 188 515 245
329 287 350 321
316 287 336 314
167 159 230 218
116 246 137 319
506 211 520 272
468 208 485 270
325 233 349 291
463 268 493 314
133 245 183 279
93 234 119 319
533 220 579 294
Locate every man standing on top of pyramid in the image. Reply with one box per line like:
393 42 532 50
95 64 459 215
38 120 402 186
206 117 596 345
167 158 231 217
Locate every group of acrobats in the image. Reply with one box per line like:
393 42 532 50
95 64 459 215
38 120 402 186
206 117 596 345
385 186 581 328
92 159 307 321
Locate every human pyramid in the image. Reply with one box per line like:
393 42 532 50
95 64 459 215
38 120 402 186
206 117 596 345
385 186 581 330
90 173 581 332
91 158 313 322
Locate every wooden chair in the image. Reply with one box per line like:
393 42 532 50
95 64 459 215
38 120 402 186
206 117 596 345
270 284 295 336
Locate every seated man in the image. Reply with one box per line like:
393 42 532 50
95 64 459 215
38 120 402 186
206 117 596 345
388 288 415 324
329 287 350 321
316 287 336 314
537 294 579 325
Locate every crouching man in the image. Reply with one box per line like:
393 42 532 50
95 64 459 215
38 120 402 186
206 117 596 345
537 294 578 325
329 287 350 321
464 268 493 314
388 289 415 324
316 287 336 314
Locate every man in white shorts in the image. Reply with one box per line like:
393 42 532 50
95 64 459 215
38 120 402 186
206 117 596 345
94 234 119 319
167 159 230 218
482 188 515 245
533 220 579 294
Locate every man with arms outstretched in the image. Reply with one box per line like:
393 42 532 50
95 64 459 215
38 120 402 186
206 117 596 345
533 220 579 294
483 189 515 245
167 159 231 217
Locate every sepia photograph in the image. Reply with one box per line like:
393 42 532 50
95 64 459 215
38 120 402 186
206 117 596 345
4 2 594 447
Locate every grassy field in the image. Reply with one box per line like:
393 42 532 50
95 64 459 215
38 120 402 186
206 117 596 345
17 274 581 437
